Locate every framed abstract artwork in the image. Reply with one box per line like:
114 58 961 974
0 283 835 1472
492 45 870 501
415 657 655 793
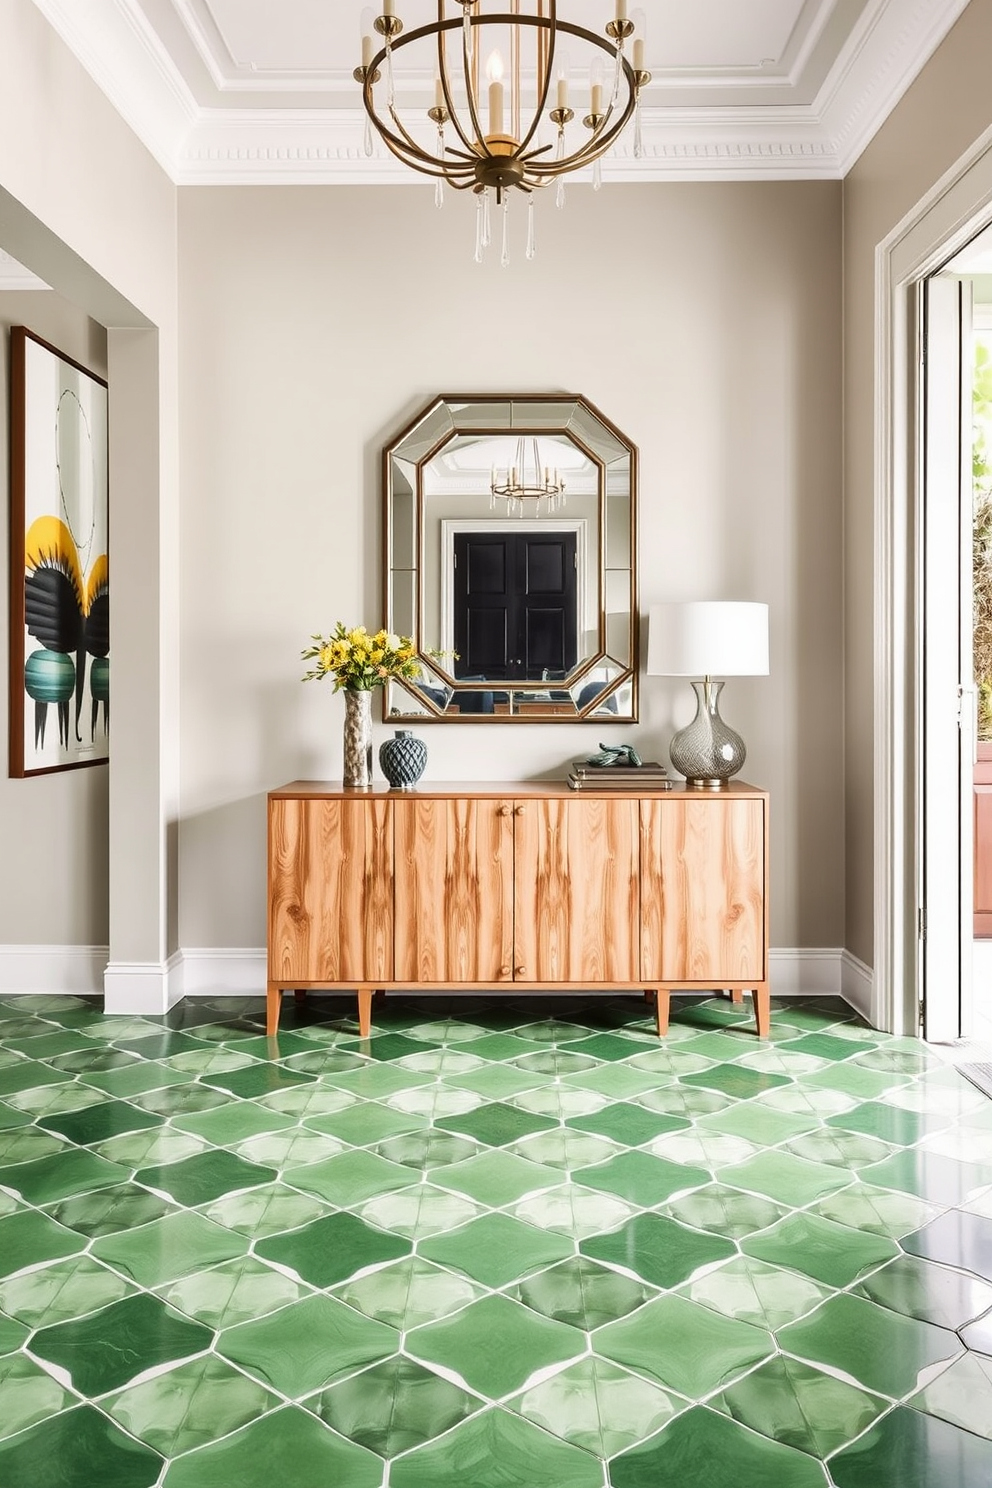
9 327 109 776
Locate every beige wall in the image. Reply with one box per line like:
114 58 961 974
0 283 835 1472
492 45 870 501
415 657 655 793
0 294 109 944
178 180 844 952
844 0 992 964
0 0 179 987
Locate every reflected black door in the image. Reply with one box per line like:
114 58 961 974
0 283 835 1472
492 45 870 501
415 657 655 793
453 531 577 681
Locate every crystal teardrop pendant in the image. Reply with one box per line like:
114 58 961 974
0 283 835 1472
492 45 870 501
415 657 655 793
634 98 643 159
474 193 484 263
363 113 374 158
435 176 444 208
525 196 536 260
481 189 492 248
593 155 602 191
500 196 510 268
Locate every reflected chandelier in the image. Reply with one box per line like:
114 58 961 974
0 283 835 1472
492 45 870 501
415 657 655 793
356 2 651 264
490 436 566 514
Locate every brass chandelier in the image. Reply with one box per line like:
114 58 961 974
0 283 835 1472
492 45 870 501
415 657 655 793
490 436 566 514
356 2 650 263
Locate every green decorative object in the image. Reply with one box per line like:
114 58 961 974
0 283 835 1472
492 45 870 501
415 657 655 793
584 742 643 767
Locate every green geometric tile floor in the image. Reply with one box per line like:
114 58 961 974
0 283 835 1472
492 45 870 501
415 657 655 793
1 991 992 1487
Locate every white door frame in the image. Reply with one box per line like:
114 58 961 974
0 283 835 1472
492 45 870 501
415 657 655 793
875 122 992 1035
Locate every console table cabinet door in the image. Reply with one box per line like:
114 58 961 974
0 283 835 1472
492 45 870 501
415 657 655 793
394 798 513 982
268 797 394 984
640 798 765 984
513 797 639 982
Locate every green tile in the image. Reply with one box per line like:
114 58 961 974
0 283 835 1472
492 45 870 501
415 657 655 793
0 1147 129 1204
581 1213 735 1288
680 1064 792 1099
314 1355 480 1457
779 1032 872 1061
359 1184 483 1239
375 1130 480 1169
161 1405 382 1488
173 1102 295 1145
45 1182 176 1236
0 1404 162 1488
760 1083 858 1117
0 1060 69 1096
421 1212 572 1287
257 1210 410 1287
0 1101 32 1130
160 1255 305 1327
333 1256 487 1331
828 1101 951 1146
742 1211 898 1288
509 1255 655 1329
448 1033 552 1062
686 1255 834 1330
108 1355 279 1456
855 1253 992 1328
909 1352 992 1439
787 1127 894 1167
714 1352 886 1456
256 1084 358 1118
511 1354 679 1458
389 1406 603 1488
0 1126 67 1164
512 1182 637 1238
386 1086 486 1121
218 1294 399 1396
777 1292 961 1397
436 1101 557 1147
283 1148 416 1205
567 1102 690 1145
136 1148 277 1205
595 1294 774 1397
444 1064 552 1101
33 1292 212 1394
718 1150 851 1205
636 1085 733 1117
432 1150 559 1207
0 1313 29 1355
556 1033 648 1062
560 1062 672 1099
48 1047 140 1074
0 1254 132 1326
859 1150 992 1207
92 1127 209 1168
506 1084 609 1121
509 1129 622 1171
304 1102 425 1146
855 1047 940 1075
393 1048 487 1078
804 1064 911 1099
407 1292 583 1398
648 1129 760 1167
696 1102 819 1145
575 1150 710 1205
901 1208 992 1282
84 1063 195 1097
0 1353 75 1439
0 1208 85 1277
811 1181 942 1239
610 1405 831 1488
202 1181 328 1237
830 1404 992 1488
4 1029 97 1059
92 1210 247 1287
37 1099 163 1147
132 1084 229 1116
200 1064 317 1098
324 1063 436 1100
116 1031 217 1061
626 1047 718 1077
663 1184 787 1240
735 1046 829 1075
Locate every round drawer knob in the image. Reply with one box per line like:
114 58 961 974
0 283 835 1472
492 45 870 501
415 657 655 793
515 966 526 977
514 806 525 816
499 965 511 976
497 805 510 817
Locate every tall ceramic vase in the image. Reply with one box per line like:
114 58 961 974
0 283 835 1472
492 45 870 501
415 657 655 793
342 688 373 788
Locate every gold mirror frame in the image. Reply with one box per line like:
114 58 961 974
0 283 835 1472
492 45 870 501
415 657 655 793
383 393 638 724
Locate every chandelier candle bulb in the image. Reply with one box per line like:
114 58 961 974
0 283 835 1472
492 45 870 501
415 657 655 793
362 33 373 68
616 0 628 19
557 75 568 109
633 38 644 72
591 82 603 116
487 52 504 136
434 75 444 108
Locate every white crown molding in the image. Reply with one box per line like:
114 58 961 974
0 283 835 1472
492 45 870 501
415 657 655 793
0 251 50 291
28 0 970 184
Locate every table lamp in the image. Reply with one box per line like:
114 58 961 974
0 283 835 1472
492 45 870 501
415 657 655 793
647 601 769 788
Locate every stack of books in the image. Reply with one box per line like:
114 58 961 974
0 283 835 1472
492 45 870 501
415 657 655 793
567 761 672 791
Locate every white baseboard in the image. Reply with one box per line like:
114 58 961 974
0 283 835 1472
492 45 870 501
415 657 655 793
103 953 184 1015
0 944 873 1021
0 945 108 996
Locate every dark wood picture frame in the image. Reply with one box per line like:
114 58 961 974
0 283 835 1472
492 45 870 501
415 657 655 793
9 326 109 777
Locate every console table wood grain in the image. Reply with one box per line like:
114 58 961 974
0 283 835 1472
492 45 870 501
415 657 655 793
266 780 770 1040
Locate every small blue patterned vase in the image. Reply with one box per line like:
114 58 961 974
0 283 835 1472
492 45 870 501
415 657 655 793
379 729 428 789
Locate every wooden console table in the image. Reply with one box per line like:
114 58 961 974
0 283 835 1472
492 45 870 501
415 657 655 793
266 780 770 1040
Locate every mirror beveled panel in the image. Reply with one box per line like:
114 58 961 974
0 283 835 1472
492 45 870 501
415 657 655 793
384 393 637 723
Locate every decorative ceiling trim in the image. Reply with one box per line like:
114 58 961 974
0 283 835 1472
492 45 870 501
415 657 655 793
27 0 972 186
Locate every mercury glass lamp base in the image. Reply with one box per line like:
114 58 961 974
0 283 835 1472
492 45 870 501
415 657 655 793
669 679 746 787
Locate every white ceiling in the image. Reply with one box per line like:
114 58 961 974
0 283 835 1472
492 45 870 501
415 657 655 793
25 0 974 183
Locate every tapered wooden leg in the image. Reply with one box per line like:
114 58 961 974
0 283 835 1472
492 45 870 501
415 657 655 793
357 987 374 1039
751 984 771 1038
654 990 671 1036
266 986 282 1037
731 988 744 1004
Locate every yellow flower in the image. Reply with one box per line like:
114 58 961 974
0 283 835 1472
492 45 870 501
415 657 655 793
319 645 335 671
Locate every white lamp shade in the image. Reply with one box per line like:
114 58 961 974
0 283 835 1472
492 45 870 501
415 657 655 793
647 601 769 677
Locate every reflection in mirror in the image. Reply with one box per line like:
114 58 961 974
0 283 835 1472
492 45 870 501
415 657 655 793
384 394 637 723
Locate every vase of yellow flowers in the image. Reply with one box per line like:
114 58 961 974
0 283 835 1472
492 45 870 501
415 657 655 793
302 624 422 788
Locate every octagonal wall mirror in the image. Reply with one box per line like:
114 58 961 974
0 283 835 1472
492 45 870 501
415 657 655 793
384 394 638 723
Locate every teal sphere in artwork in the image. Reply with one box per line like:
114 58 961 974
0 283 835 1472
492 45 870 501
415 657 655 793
24 648 75 702
90 657 110 701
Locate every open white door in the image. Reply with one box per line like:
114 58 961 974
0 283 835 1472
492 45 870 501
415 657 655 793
921 273 975 1042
